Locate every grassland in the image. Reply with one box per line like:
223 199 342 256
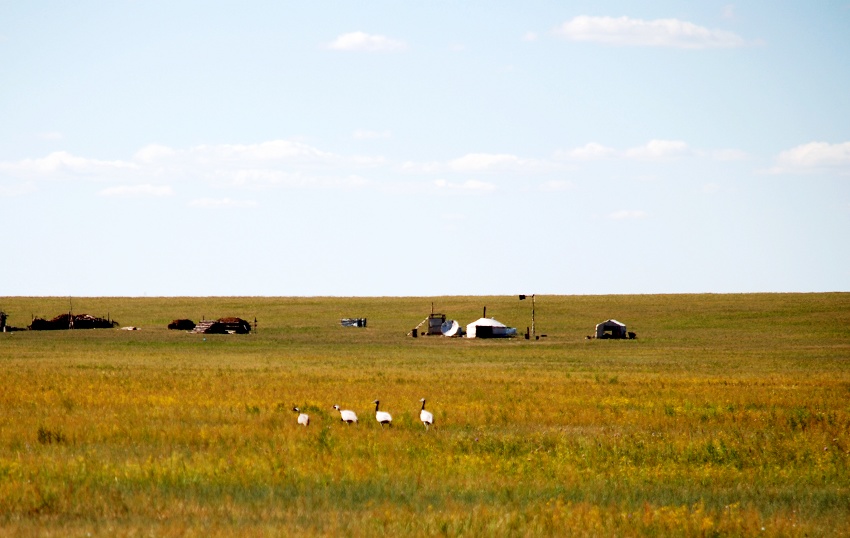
0 293 848 537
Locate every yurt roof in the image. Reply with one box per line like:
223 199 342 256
467 317 508 328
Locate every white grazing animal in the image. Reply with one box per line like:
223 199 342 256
419 398 434 430
333 404 358 424
293 407 309 426
373 400 393 427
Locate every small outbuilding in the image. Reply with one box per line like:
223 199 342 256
596 319 627 339
466 318 517 339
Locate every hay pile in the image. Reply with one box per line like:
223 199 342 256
168 319 196 331
217 317 251 334
29 313 117 330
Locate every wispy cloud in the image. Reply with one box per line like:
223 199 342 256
558 142 617 161
448 153 553 173
556 16 747 49
625 140 689 160
0 137 751 204
405 141 720 179
769 141 850 174
0 151 136 180
559 140 748 163
39 131 64 141
327 31 407 52
134 144 177 162
0 141 380 194
191 140 336 162
99 184 174 197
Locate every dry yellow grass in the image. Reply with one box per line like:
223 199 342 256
0 293 848 536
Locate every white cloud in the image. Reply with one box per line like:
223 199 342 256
625 140 689 160
99 184 174 197
556 16 746 49
327 31 407 52
0 151 135 179
188 198 259 208
559 141 746 162
134 144 177 162
559 142 616 160
190 140 335 163
0 140 387 197
539 180 575 192
523 32 539 42
449 152 555 173
771 141 850 174
39 131 64 141
608 210 648 220
721 5 736 20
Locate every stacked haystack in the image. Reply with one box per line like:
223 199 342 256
190 317 250 334
29 313 117 330
168 319 196 331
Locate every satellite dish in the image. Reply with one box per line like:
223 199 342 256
441 319 460 337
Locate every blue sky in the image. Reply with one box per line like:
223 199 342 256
1 1 848 296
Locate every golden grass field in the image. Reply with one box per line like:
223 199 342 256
0 293 848 536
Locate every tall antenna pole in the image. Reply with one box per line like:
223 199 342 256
532 294 535 337
519 294 536 338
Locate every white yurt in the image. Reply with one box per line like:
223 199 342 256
466 318 517 339
595 319 627 339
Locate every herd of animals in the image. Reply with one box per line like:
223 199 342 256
292 398 434 430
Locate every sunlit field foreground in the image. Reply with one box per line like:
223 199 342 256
1 294 848 536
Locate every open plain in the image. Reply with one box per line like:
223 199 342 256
0 293 848 536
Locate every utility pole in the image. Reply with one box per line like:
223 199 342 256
531 294 535 337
